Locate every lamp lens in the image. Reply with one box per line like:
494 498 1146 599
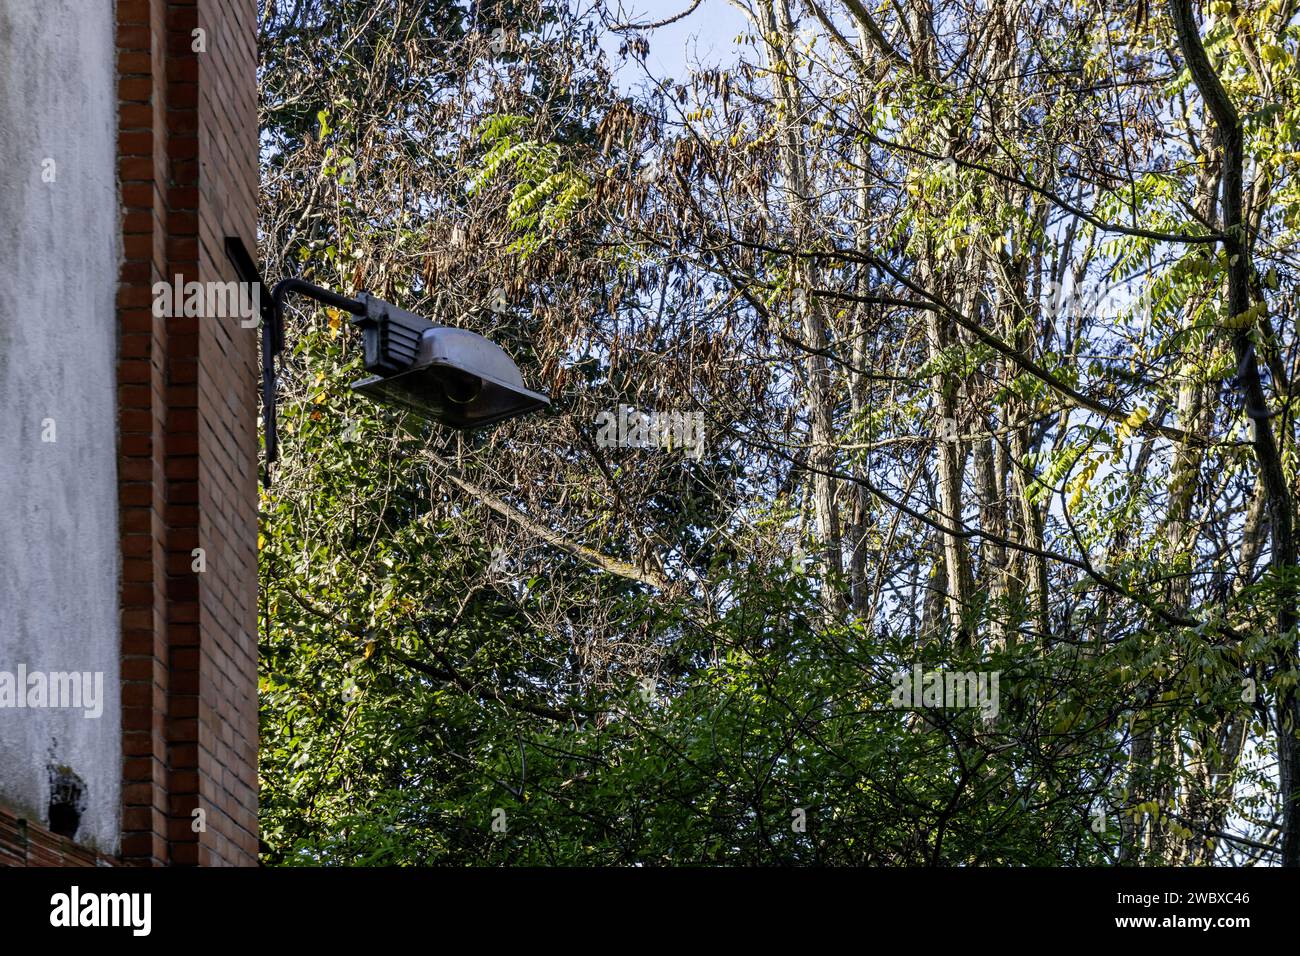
439 368 483 405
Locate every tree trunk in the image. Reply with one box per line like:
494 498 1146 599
1169 0 1300 867
759 0 844 611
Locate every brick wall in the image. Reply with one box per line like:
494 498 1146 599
0 0 257 871
191 0 260 866
0 807 116 868
117 0 174 868
115 0 259 867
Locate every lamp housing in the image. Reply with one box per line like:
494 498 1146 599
349 293 550 429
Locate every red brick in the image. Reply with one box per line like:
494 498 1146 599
101 0 261 871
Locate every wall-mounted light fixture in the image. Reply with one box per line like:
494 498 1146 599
225 239 549 487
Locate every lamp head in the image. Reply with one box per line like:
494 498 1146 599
349 294 549 429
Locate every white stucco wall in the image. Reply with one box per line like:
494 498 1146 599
0 0 122 852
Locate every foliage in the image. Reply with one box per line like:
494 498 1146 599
258 0 1300 866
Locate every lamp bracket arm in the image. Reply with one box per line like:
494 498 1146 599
261 279 366 487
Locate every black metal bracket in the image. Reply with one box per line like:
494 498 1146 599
223 237 367 487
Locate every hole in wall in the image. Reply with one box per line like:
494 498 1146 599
47 765 86 839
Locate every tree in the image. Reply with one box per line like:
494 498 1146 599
257 0 1300 865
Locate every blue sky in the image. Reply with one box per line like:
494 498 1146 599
593 0 751 90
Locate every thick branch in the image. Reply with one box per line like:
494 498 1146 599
1169 0 1299 868
425 451 675 592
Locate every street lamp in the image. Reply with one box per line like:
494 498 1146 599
258 276 549 487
